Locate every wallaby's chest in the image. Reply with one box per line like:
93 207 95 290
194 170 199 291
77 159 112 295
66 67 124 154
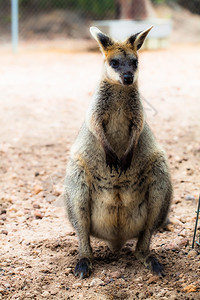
105 104 130 156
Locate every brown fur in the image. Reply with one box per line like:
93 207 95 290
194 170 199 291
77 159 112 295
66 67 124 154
64 27 173 279
103 42 137 59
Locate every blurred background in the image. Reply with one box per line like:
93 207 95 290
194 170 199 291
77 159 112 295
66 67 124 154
0 0 200 51
0 2 200 298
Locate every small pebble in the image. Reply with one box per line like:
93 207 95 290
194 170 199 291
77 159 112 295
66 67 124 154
183 284 197 293
34 210 43 219
25 292 32 298
110 271 121 279
50 288 59 295
174 199 181 204
41 291 50 297
90 278 104 286
72 282 82 288
68 231 76 236
174 155 182 162
33 203 40 209
187 249 197 258
15 267 24 272
179 229 187 238
104 277 112 284
179 216 187 224
46 194 56 203
197 261 200 268
178 238 189 248
147 275 160 284
53 189 61 197
187 169 194 175
4 283 11 289
163 243 179 251
1 230 8 235
33 185 43 195
165 224 174 232
0 209 6 215
185 194 195 201
8 205 17 213
24 209 30 214
65 268 71 276
156 289 167 297
135 276 143 282
11 294 20 299
169 217 182 225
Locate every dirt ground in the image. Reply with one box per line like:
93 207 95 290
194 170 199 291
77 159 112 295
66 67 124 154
0 44 200 300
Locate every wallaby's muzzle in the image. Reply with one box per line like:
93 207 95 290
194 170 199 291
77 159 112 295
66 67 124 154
122 73 133 85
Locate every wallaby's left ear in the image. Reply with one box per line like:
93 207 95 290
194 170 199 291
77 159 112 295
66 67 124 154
90 26 114 53
127 26 153 51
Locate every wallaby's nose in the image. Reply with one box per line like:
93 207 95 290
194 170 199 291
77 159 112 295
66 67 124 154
123 73 133 85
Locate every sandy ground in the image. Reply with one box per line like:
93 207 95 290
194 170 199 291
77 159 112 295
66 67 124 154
0 45 200 299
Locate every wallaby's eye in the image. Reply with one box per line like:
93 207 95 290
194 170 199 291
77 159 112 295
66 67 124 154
110 59 119 69
130 58 138 68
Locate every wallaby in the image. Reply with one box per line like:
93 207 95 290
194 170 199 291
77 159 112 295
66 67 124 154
64 26 173 279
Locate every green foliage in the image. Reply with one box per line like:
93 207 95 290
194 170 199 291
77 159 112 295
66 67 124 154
152 0 200 15
17 0 116 18
179 0 200 14
152 0 165 3
19 0 30 5
152 0 178 3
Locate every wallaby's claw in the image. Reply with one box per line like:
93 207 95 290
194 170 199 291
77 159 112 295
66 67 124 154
146 255 165 277
118 169 123 178
74 258 91 279
105 150 119 174
119 156 131 176
79 272 85 279
119 166 129 177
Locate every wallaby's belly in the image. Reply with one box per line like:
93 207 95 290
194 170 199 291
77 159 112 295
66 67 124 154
90 187 147 241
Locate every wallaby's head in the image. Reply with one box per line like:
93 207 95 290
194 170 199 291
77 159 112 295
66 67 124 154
90 26 152 86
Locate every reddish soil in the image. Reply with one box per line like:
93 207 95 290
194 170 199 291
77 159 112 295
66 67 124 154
0 45 200 299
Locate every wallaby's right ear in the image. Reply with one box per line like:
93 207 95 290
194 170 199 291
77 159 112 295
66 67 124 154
90 27 113 53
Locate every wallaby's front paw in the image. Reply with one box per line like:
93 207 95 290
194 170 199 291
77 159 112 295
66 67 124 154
74 258 92 279
146 255 164 277
119 151 132 176
105 150 119 173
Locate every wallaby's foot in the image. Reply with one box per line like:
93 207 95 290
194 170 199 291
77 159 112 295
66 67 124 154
145 255 164 277
136 251 164 277
74 258 92 279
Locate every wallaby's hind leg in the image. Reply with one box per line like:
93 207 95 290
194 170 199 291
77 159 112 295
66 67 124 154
135 172 172 277
135 229 164 276
64 161 92 279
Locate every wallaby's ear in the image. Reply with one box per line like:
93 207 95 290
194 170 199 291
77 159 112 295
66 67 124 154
127 26 153 51
90 26 114 53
